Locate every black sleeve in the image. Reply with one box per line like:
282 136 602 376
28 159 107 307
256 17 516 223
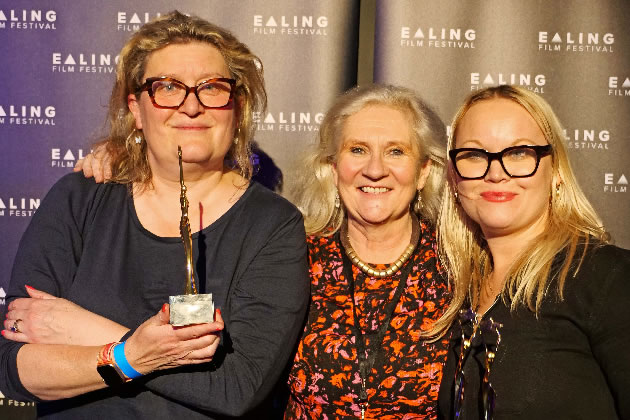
0 174 92 401
586 246 630 418
140 209 310 416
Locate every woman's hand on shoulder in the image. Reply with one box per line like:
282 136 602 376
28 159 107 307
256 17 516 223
3 286 129 346
124 305 224 374
74 144 111 183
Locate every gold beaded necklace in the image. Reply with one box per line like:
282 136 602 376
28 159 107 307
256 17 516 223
340 213 420 278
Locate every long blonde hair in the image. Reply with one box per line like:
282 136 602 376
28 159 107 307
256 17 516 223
100 10 266 188
289 84 446 236
433 85 609 336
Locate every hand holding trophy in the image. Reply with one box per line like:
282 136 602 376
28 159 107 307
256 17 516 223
169 146 215 326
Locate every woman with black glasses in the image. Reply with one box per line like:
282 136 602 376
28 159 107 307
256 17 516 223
0 11 309 418
435 85 630 419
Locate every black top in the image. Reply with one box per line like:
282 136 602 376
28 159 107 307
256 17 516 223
438 244 630 419
0 173 310 419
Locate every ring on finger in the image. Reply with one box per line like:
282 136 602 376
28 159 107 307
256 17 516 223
10 319 23 334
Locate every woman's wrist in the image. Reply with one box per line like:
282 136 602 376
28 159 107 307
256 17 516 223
112 341 143 379
96 341 143 387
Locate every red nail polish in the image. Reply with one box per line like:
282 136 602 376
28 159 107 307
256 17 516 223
1 330 5 336
25 285 34 290
161 303 168 313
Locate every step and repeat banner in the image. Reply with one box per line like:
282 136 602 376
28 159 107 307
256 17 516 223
0 0 628 417
374 0 630 248
0 1 359 417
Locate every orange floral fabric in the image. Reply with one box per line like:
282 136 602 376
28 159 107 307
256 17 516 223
285 221 449 419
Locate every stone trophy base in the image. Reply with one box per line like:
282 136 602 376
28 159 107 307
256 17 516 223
169 294 214 326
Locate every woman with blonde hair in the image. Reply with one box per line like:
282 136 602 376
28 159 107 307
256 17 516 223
435 85 630 419
285 84 451 418
0 11 309 418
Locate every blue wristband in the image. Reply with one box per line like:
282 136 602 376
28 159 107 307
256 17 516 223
112 341 143 379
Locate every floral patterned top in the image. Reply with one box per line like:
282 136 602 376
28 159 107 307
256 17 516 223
285 220 450 419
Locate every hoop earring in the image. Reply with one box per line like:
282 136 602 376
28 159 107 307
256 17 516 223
126 129 143 145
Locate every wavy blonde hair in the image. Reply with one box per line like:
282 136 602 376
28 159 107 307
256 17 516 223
100 10 266 188
433 85 609 336
289 84 446 236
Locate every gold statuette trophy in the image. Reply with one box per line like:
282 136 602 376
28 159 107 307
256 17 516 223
169 146 214 326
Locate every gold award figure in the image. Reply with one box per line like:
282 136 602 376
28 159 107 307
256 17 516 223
169 146 214 326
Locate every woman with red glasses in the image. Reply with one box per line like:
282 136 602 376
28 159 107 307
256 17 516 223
0 11 309 419
435 85 630 419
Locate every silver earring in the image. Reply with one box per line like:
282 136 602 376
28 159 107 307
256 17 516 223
334 190 340 209
126 129 143 145
234 126 241 145
454 190 459 200
555 183 561 196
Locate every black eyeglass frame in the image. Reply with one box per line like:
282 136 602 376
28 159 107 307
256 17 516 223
480 319 501 420
453 308 476 419
453 308 503 420
136 76 237 110
449 144 552 180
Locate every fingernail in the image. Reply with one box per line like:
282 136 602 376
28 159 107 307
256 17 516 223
25 285 34 290
217 308 221 317
161 303 168 313
1 330 5 336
